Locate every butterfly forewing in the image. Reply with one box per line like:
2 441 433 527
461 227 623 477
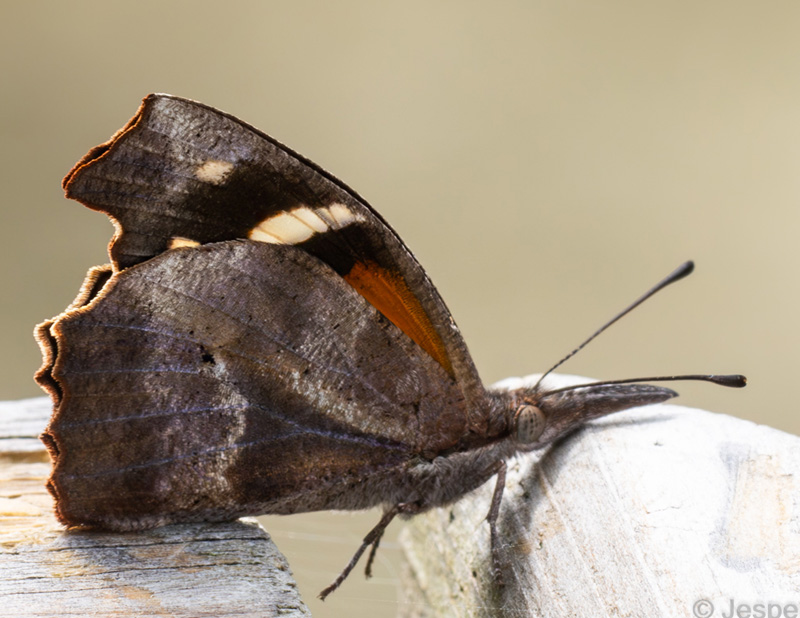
63 94 485 412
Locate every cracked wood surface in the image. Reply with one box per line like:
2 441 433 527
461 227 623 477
0 397 310 618
399 375 800 618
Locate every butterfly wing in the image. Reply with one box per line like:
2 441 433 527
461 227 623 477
63 94 486 415
40 241 469 530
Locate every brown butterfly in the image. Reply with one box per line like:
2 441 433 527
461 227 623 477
35 94 745 598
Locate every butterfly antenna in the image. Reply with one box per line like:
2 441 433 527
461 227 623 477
543 372 746 396
533 261 695 391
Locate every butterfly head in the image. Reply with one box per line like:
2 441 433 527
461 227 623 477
507 381 678 451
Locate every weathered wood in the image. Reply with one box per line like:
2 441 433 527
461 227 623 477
399 374 800 617
0 397 310 618
10 377 794 617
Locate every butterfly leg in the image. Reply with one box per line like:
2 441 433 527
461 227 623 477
318 502 418 600
364 521 387 579
485 459 507 586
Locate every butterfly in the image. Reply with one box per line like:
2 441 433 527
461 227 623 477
35 94 745 598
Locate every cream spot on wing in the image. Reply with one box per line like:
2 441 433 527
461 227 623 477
291 207 329 233
249 211 315 244
327 203 363 228
195 160 235 185
168 236 202 249
315 207 337 228
248 204 365 245
248 228 283 244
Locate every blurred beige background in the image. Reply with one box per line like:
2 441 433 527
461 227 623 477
2 1 797 615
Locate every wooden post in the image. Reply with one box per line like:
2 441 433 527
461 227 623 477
0 398 310 617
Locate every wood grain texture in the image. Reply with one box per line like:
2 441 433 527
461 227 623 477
0 397 310 618
399 375 800 617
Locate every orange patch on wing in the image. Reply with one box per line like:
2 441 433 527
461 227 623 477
344 261 454 377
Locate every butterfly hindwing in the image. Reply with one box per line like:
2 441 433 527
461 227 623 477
42 241 471 529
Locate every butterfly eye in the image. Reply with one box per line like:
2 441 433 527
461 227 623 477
514 404 546 444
